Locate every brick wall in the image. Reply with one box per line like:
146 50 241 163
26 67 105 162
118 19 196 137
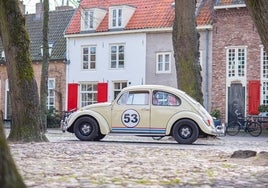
212 7 262 121
0 61 66 119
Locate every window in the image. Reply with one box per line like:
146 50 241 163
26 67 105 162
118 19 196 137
82 10 94 30
227 47 246 78
118 91 149 105
80 83 97 107
261 48 268 105
110 44 125 69
111 8 122 28
152 91 181 106
47 78 55 110
156 52 171 73
113 82 127 99
82 46 96 70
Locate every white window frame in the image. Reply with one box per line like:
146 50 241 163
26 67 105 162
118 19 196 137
81 10 94 31
82 46 96 70
111 8 122 28
113 81 128 99
226 47 246 79
47 78 55 110
261 47 268 105
110 44 125 69
156 52 171 73
79 82 98 107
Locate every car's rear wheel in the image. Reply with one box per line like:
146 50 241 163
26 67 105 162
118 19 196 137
74 116 99 141
172 119 199 144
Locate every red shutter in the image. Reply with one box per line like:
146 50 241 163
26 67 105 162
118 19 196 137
97 83 108 103
67 83 78 111
248 80 260 115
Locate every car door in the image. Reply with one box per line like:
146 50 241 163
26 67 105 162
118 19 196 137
111 90 151 134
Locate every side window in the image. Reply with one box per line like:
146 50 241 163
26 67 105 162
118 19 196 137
118 91 149 105
152 91 181 106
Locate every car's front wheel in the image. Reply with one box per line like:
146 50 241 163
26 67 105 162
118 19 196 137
74 116 99 141
172 119 199 144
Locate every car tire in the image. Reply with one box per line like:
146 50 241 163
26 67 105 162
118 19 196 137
74 116 99 141
93 133 106 141
172 119 199 144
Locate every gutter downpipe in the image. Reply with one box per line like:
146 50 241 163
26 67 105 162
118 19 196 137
205 28 209 110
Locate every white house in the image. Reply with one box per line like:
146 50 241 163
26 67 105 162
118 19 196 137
64 0 214 112
64 0 177 111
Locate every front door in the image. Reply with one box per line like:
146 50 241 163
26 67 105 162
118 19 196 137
228 83 245 123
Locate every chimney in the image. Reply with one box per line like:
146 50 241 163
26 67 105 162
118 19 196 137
35 2 43 20
55 5 73 11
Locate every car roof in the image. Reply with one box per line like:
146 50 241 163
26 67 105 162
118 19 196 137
122 85 186 95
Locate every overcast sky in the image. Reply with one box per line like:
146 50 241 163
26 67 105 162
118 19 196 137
23 0 78 14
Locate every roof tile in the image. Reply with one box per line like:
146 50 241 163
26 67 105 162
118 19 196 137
66 0 175 34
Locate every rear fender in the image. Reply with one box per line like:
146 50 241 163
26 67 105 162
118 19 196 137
165 111 208 135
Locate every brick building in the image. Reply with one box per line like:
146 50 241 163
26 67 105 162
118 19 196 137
211 0 265 123
0 4 75 120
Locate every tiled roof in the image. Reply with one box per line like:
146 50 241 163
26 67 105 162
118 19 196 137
0 8 75 61
196 0 214 26
66 0 215 35
66 0 175 34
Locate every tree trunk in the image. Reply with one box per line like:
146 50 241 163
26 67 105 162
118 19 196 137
244 0 268 51
0 116 26 188
0 0 48 142
172 0 203 104
40 0 49 133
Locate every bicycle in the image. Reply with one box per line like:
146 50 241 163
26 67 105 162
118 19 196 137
226 111 262 137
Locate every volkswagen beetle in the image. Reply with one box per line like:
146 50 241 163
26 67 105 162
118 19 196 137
63 85 222 144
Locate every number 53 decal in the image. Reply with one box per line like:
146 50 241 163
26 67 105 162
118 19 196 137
121 109 140 127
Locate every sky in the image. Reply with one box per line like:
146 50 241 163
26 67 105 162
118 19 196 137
23 0 79 14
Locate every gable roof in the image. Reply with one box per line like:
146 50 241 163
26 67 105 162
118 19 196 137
66 0 175 35
196 0 214 26
0 8 75 61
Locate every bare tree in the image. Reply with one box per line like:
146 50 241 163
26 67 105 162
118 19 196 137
0 0 47 142
40 0 49 133
172 0 203 103
244 0 268 51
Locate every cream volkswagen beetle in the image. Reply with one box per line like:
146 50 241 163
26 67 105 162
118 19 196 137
63 85 222 144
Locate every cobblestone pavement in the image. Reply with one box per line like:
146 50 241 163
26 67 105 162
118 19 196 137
5 129 268 188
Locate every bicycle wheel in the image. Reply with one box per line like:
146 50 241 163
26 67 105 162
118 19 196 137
226 121 240 136
248 122 262 137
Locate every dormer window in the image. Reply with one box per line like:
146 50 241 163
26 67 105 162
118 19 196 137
82 10 94 30
81 8 106 31
112 8 122 28
109 5 136 29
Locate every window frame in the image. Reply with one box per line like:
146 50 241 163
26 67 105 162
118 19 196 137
226 47 246 78
117 91 149 105
109 44 125 69
156 52 171 73
79 82 98 107
152 90 181 106
81 9 94 31
47 78 55 110
261 47 268 105
113 81 128 99
111 8 122 28
82 46 97 70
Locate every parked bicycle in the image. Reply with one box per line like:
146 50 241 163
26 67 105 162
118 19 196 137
226 110 262 137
